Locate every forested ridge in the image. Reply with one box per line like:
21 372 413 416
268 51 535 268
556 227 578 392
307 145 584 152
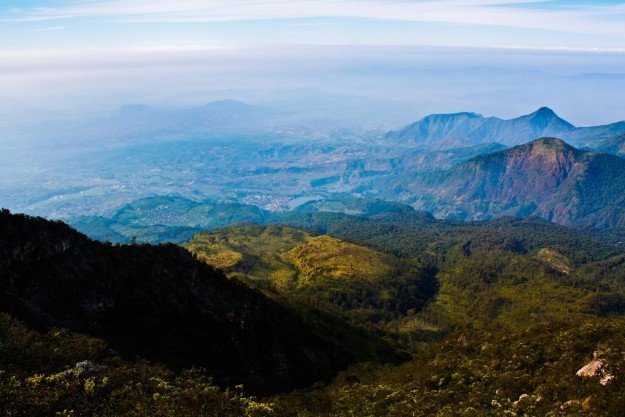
2 208 625 415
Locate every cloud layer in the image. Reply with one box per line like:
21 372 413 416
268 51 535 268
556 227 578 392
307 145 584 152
4 0 625 45
1 1 624 129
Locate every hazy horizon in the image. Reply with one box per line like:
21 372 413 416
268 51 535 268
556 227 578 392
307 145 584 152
2 1 625 135
0 0 625 216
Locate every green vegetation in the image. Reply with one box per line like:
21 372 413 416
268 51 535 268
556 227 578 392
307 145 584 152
69 196 269 244
184 225 437 332
271 317 625 416
292 197 421 217
278 211 622 262
5 208 625 415
0 313 275 417
0 210 364 397
261 212 625 416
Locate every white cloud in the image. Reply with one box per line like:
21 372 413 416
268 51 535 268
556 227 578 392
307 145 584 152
486 44 625 53
29 26 65 32
5 0 625 40
1 2 624 125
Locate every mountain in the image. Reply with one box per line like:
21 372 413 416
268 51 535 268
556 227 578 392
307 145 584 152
55 100 273 150
582 132 625 157
0 209 361 395
6 105 625 225
387 107 625 147
408 138 625 228
568 121 625 144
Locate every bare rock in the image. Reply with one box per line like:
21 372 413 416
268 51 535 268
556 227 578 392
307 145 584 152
576 351 616 386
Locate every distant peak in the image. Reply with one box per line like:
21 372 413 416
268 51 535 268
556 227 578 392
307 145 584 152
442 111 481 118
454 111 482 118
203 99 250 108
421 111 482 122
524 107 577 132
118 104 151 113
533 107 557 118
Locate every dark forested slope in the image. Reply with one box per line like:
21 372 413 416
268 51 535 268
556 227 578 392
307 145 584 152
0 209 357 395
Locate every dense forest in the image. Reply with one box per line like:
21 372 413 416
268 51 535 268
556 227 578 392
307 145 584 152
2 208 625 415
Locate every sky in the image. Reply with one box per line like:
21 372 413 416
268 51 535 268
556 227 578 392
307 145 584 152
1 0 625 127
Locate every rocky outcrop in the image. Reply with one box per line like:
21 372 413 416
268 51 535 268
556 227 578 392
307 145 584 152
576 352 616 386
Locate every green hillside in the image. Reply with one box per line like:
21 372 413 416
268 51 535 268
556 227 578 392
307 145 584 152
69 196 269 244
0 210 376 396
185 225 437 329
264 213 625 416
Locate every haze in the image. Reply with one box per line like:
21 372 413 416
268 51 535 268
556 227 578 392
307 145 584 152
1 0 625 136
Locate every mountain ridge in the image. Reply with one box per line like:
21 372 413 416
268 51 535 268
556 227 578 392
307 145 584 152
582 132 625 157
409 138 625 228
387 107 624 147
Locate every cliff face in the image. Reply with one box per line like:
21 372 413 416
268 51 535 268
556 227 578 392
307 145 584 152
0 209 351 395
410 138 625 228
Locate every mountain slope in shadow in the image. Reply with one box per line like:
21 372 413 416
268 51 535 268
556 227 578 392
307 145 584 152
0 209 362 395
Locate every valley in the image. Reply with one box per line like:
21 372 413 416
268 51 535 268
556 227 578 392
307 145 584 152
3 106 625 239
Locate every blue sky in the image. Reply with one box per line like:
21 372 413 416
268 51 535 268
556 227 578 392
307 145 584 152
3 0 625 49
1 1 625 126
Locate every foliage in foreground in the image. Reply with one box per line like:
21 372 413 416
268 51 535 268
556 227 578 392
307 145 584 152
4 310 625 416
272 317 625 417
5 210 625 415
0 313 275 417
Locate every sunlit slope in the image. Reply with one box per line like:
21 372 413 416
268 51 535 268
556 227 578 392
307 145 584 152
185 225 437 324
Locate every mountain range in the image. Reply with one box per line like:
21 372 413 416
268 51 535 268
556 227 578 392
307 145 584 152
5 104 625 226
110 100 270 137
64 136 625 245
387 106 625 148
